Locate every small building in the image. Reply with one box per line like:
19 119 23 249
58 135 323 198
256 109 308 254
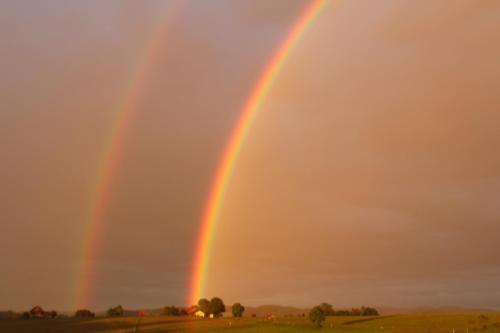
194 310 205 318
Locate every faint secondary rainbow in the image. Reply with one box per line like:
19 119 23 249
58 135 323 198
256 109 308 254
75 1 183 309
188 0 329 305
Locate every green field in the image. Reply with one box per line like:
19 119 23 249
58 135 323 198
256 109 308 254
1 314 500 333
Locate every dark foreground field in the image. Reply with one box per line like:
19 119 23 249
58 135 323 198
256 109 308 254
1 314 500 333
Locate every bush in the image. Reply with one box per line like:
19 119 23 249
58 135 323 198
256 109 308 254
335 310 350 316
309 306 326 328
75 309 95 318
162 306 180 316
350 308 361 316
361 306 379 316
324 306 379 316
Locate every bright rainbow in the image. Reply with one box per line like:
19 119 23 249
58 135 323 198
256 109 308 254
188 0 329 305
75 1 183 309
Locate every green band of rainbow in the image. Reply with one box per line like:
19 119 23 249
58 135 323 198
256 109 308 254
188 0 329 305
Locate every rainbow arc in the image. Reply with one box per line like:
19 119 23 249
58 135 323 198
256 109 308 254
76 1 182 309
188 0 329 305
75 0 328 309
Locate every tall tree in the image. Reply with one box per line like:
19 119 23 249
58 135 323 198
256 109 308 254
231 303 245 318
197 298 210 316
209 297 226 318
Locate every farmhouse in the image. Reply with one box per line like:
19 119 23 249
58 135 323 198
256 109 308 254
194 310 205 318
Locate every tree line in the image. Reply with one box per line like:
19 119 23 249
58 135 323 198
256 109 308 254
6 299 376 327
77 297 244 319
309 303 379 327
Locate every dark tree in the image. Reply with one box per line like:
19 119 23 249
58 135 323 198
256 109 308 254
75 309 95 318
350 308 361 316
107 305 124 317
162 306 180 316
335 310 350 316
209 297 226 318
231 303 245 318
309 306 326 328
197 298 210 316
319 303 334 316
361 306 379 316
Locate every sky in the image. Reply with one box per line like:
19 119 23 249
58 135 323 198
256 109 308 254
1 0 500 311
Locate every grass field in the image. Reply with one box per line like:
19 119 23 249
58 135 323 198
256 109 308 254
1 313 500 333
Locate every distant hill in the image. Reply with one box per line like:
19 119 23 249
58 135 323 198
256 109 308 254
239 305 499 317
378 306 499 315
243 305 308 317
